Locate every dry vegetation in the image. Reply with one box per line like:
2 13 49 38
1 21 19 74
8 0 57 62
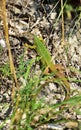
0 0 81 130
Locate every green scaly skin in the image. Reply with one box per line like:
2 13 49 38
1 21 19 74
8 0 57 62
34 35 70 100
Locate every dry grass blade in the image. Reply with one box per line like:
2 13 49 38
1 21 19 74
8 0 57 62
61 0 65 46
1 0 18 100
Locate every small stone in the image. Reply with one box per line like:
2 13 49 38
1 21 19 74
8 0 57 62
0 39 6 47
65 121 78 128
50 12 57 20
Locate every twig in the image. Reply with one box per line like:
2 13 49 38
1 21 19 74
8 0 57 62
1 0 18 101
61 0 65 46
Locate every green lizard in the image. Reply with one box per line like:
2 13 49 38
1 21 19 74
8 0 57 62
34 35 70 100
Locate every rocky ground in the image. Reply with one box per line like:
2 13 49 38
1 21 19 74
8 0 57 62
0 0 81 129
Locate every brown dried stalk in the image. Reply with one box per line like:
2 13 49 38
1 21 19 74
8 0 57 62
1 0 18 100
61 0 65 46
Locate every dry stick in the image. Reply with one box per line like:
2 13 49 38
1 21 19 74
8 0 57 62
2 0 18 101
61 0 65 46
51 0 67 60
